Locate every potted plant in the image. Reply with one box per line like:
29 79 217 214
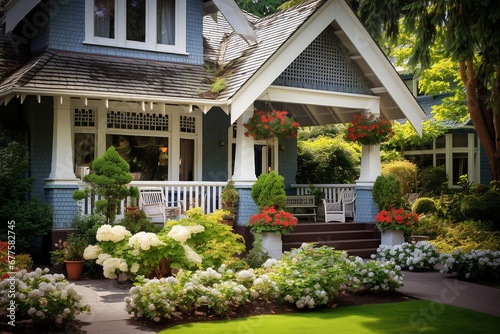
345 113 394 146
64 233 87 280
221 180 239 221
243 110 300 140
126 185 140 212
375 208 419 246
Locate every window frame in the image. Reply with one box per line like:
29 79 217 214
84 0 187 54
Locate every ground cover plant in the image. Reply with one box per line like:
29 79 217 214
372 241 440 271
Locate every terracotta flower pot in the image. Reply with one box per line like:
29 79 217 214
64 260 84 280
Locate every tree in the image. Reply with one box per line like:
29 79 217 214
236 0 287 17
353 0 500 180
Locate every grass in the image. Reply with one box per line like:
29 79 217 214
160 300 500 334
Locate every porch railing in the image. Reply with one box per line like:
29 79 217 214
290 184 356 202
76 181 227 219
76 181 355 220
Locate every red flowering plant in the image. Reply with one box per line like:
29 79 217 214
243 110 300 140
247 206 298 235
345 113 394 145
375 208 419 233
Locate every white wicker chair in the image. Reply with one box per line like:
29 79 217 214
139 187 183 225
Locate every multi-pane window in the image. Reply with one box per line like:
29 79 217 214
85 0 185 53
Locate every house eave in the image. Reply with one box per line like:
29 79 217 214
0 87 231 113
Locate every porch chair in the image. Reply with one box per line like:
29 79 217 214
323 197 345 223
138 187 183 225
342 190 356 221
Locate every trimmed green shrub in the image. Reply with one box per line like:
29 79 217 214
461 190 500 228
372 173 404 210
382 160 418 196
251 171 287 211
412 197 437 215
119 210 160 234
72 146 133 223
419 165 448 196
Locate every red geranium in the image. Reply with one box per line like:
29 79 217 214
375 208 418 233
345 113 394 145
243 110 300 140
247 206 297 235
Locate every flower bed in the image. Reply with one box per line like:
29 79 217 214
0 268 90 324
247 205 297 234
372 241 440 271
440 249 500 281
125 243 403 321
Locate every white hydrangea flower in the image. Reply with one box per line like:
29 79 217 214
96 224 132 242
83 245 102 260
128 232 164 250
182 244 202 264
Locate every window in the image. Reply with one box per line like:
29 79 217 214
85 0 186 53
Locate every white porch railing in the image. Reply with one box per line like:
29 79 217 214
290 184 356 202
77 181 227 219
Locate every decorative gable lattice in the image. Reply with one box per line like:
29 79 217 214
273 26 372 95
106 111 169 131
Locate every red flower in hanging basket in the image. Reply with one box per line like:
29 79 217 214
345 113 394 145
243 110 300 140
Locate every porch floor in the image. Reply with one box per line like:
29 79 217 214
282 220 381 258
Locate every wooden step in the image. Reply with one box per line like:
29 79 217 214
282 221 381 259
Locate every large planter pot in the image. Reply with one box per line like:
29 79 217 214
380 229 405 246
261 232 282 259
64 260 84 281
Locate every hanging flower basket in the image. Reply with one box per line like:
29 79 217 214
345 113 394 145
243 110 300 140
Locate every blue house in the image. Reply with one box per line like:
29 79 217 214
0 0 425 245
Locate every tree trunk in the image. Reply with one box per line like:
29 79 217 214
460 59 500 181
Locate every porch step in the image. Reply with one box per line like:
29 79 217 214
282 222 381 258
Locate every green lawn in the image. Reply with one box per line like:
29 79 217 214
160 300 500 334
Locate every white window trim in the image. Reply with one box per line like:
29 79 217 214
84 0 187 54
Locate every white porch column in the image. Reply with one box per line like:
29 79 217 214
357 144 381 183
232 107 257 182
47 97 77 182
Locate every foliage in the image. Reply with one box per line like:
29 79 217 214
297 125 343 140
0 268 90 325
430 220 500 253
386 120 448 149
381 160 418 196
375 208 419 234
460 190 500 228
306 184 324 206
247 206 297 235
72 146 133 223
119 210 161 234
244 232 270 268
440 249 500 282
50 233 87 264
419 165 449 197
411 215 447 240
0 128 53 254
236 0 286 17
412 197 437 215
296 135 360 184
243 110 299 140
251 171 287 211
372 241 440 271
71 214 106 245
345 114 394 145
372 174 404 211
1 241 33 278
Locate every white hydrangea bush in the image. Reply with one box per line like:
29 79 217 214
372 241 440 271
344 257 403 291
0 268 90 324
440 249 500 281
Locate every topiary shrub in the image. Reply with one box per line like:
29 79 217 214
372 173 404 210
251 171 287 211
412 197 437 215
419 165 449 196
72 146 133 223
119 210 161 234
382 160 418 196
